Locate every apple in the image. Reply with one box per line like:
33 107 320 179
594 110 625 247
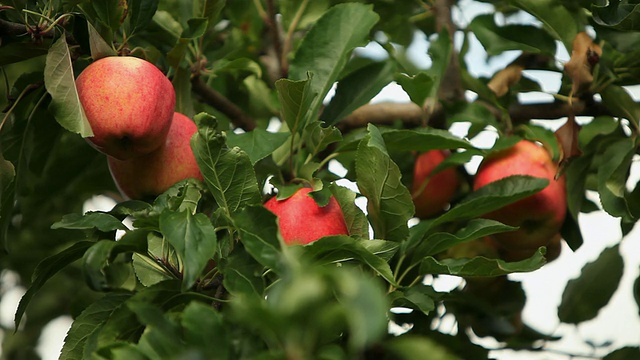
411 150 460 218
76 56 176 160
264 187 349 245
496 233 563 262
108 112 203 200
473 140 566 251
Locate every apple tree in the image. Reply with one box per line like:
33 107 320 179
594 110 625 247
1 0 640 359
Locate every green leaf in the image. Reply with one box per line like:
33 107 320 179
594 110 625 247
447 102 500 138
51 212 128 232
129 0 159 34
44 37 93 137
226 129 290 165
97 344 147 359
301 121 343 159
275 77 314 135
127 302 184 359
181 301 230 358
396 72 436 108
91 0 127 32
300 235 398 286
87 22 117 60
15 241 94 328
211 58 263 78
600 84 640 130
329 183 370 239
565 154 592 220
578 116 618 148
558 245 624 324
281 0 329 31
82 231 148 291
335 268 389 352
430 175 549 229
89 281 183 353
159 210 217 291
597 138 635 221
321 60 397 125
635 268 640 316
132 253 173 287
593 1 640 31
419 248 546 277
289 3 379 125
60 293 132 360
511 0 579 51
199 0 226 31
167 17 209 68
421 28 452 101
412 219 517 261
468 14 556 55
233 205 283 272
340 127 474 152
359 239 399 262
0 41 50 66
0 152 15 249
191 113 262 216
221 245 266 297
384 335 459 360
389 285 438 316
356 124 414 241
172 66 195 118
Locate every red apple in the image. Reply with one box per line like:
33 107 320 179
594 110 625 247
76 56 175 160
411 150 460 218
108 112 203 200
473 140 566 251
264 187 349 245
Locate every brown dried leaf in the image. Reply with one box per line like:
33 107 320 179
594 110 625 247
554 114 582 178
487 64 524 97
564 32 602 95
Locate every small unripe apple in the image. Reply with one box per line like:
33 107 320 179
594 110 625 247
411 150 460 218
108 112 203 200
76 56 176 160
473 140 566 251
264 187 349 245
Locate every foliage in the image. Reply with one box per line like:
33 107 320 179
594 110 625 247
1 0 640 359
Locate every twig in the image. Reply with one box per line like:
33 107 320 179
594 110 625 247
265 0 285 78
190 75 257 131
281 0 309 77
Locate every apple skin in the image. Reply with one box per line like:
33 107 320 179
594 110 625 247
264 188 349 245
473 140 566 251
411 150 460 218
108 112 203 200
76 56 176 160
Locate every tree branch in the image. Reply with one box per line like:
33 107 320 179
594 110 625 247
191 76 257 131
433 0 464 103
265 0 286 78
338 99 612 133
0 18 29 36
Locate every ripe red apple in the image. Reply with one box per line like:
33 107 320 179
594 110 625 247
473 140 566 251
411 150 460 218
264 187 349 245
108 112 203 200
76 56 176 160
